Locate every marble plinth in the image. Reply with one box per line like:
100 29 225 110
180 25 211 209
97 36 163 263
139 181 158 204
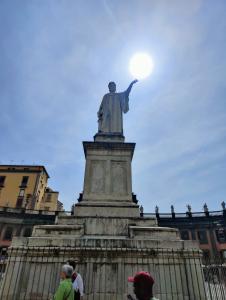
94 132 125 143
75 141 138 217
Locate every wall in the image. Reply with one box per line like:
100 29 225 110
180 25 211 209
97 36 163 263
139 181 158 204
39 191 59 211
0 166 49 209
0 165 60 211
0 207 57 248
154 210 226 259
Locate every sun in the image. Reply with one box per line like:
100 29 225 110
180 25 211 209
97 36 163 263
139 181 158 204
129 52 154 80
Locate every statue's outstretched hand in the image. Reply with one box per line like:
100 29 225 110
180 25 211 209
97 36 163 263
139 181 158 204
132 79 138 84
126 79 138 96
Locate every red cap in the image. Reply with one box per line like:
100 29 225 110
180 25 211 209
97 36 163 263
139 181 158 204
128 271 154 284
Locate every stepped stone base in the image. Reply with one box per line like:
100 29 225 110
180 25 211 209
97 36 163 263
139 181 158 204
1 217 206 300
0 138 207 299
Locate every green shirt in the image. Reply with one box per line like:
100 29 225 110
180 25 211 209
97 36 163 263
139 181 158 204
54 278 74 300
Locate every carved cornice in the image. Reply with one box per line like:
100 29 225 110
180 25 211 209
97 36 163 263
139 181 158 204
83 141 136 159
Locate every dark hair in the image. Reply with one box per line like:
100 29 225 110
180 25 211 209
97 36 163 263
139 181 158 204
133 280 153 299
134 280 153 289
68 260 76 270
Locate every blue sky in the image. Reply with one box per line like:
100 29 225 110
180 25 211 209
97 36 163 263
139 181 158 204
0 0 226 213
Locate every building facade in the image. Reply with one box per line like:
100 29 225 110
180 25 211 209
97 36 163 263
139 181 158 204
143 206 226 259
0 165 60 211
0 207 59 248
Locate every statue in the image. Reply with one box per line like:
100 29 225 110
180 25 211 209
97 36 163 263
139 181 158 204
186 204 191 213
140 205 144 217
140 205 144 214
203 203 208 213
221 201 226 210
171 205 175 214
155 206 159 214
97 80 138 135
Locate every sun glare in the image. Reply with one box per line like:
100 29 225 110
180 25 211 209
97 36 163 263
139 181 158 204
129 52 154 80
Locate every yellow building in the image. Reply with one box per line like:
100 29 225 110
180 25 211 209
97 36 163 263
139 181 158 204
0 165 61 211
39 187 60 211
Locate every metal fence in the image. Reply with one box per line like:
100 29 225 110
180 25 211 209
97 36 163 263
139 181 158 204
202 255 226 300
0 245 226 300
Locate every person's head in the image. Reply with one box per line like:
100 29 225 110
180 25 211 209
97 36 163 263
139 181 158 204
128 272 154 300
108 81 116 93
67 260 76 270
60 264 73 280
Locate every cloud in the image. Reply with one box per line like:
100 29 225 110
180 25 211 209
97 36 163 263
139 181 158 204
0 0 226 212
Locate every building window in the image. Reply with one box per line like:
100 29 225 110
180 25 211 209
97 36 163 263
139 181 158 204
23 228 32 237
45 194 52 202
215 228 226 243
0 176 6 187
203 250 210 260
16 189 25 208
198 230 208 244
20 176 29 188
19 189 25 197
16 197 23 208
180 230 190 240
191 230 196 240
3 227 13 241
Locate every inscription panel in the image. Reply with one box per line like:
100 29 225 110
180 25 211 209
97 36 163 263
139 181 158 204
111 161 127 195
90 160 106 194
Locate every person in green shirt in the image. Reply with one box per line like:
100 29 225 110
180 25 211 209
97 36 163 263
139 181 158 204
54 265 74 300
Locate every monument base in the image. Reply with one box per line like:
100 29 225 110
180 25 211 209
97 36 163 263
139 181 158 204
74 201 140 217
94 132 125 142
80 141 137 218
1 213 206 300
0 138 207 299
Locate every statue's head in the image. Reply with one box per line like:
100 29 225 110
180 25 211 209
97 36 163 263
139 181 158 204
108 81 116 93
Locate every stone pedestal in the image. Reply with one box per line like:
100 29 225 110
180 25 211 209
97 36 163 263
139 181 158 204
74 141 139 218
94 133 125 143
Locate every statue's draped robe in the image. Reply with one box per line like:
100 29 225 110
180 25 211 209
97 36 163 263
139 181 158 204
98 92 129 134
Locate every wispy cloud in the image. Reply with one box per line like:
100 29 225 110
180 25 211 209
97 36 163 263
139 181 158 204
0 0 226 211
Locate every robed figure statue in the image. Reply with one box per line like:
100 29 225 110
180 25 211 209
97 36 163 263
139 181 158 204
97 80 138 135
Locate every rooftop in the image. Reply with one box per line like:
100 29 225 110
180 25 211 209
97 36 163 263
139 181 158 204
0 165 50 178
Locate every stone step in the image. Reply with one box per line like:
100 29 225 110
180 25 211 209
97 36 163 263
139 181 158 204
12 235 199 251
32 224 178 242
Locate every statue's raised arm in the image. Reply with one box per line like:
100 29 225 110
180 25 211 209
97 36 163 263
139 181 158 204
125 79 138 97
